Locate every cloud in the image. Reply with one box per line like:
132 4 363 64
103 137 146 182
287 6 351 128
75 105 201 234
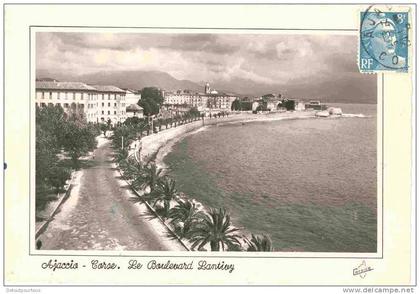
36 32 363 88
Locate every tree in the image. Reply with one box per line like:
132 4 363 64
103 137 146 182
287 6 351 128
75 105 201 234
149 177 178 219
35 104 98 210
99 123 108 136
114 148 129 166
138 99 153 117
282 99 295 111
67 104 87 123
169 199 205 239
62 121 97 169
231 98 241 111
46 165 71 193
112 124 137 149
36 105 66 150
244 234 274 252
142 162 163 193
138 87 163 116
188 208 241 251
124 156 147 190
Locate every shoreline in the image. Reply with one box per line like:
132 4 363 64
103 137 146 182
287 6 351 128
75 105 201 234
139 111 321 242
132 109 373 251
139 110 318 168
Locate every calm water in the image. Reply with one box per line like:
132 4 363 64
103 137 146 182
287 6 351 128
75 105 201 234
165 104 377 252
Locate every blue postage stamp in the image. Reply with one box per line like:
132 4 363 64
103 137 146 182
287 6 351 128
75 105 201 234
359 9 409 73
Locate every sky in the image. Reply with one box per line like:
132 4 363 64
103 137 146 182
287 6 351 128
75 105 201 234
37 32 361 85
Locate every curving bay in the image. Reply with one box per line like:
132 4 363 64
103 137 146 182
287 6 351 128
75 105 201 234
164 104 377 252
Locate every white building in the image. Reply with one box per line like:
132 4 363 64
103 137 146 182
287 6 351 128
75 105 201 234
35 81 127 124
163 83 237 112
164 90 196 106
125 89 141 106
35 81 98 122
92 85 127 124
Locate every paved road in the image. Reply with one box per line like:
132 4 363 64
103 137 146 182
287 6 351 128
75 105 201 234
39 139 184 251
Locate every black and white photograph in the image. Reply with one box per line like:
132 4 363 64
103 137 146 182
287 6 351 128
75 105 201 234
34 31 378 253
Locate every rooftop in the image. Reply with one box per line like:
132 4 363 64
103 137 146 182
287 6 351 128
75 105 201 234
91 85 126 93
126 104 143 112
36 81 97 91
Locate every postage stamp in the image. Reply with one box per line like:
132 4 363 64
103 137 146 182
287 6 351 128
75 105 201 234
359 8 410 73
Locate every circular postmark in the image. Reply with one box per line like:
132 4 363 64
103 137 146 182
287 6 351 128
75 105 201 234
360 5 409 70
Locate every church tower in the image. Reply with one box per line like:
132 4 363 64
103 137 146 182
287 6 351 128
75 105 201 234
205 82 211 94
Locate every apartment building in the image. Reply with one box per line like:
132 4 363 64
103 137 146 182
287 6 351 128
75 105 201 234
35 81 127 124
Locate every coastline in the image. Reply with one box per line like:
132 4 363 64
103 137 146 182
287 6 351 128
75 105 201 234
139 110 318 169
136 111 320 247
122 107 375 251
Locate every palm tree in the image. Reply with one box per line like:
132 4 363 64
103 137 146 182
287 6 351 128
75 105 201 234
115 148 128 166
169 199 205 239
188 208 241 251
124 157 147 190
142 162 162 193
244 234 274 252
149 176 177 219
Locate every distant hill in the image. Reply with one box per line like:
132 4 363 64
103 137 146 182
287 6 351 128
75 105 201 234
36 69 377 103
36 69 203 93
210 74 377 104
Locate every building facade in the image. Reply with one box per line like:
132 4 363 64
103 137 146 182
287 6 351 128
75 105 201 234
93 85 127 124
125 89 141 106
35 81 127 124
163 83 237 112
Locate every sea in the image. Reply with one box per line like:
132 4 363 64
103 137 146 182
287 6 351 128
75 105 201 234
164 103 377 252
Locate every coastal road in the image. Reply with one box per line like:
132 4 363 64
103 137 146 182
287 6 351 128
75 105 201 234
39 138 185 251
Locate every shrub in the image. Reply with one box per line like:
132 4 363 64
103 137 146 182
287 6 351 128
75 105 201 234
46 165 71 193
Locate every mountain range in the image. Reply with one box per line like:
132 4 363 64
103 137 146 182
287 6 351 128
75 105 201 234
36 69 377 103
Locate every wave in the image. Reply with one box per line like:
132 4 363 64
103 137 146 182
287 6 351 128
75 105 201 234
342 113 368 118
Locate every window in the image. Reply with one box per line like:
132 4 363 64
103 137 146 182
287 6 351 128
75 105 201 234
73 93 76 100
64 103 69 108
114 94 117 100
57 92 60 99
41 92 44 99
108 102 110 107
65 92 68 99
114 111 116 115
108 111 110 115
41 103 46 107
102 111 104 115
102 94 104 100
102 103 104 107
108 94 110 99
49 92 52 99
114 103 117 107
81 93 84 100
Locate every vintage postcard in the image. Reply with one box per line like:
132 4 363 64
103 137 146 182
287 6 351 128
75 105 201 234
3 3 416 288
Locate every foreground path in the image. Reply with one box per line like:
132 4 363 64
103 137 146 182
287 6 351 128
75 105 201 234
39 138 185 251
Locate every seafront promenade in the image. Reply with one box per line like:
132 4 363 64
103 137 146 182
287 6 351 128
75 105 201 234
38 138 186 251
38 111 316 251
